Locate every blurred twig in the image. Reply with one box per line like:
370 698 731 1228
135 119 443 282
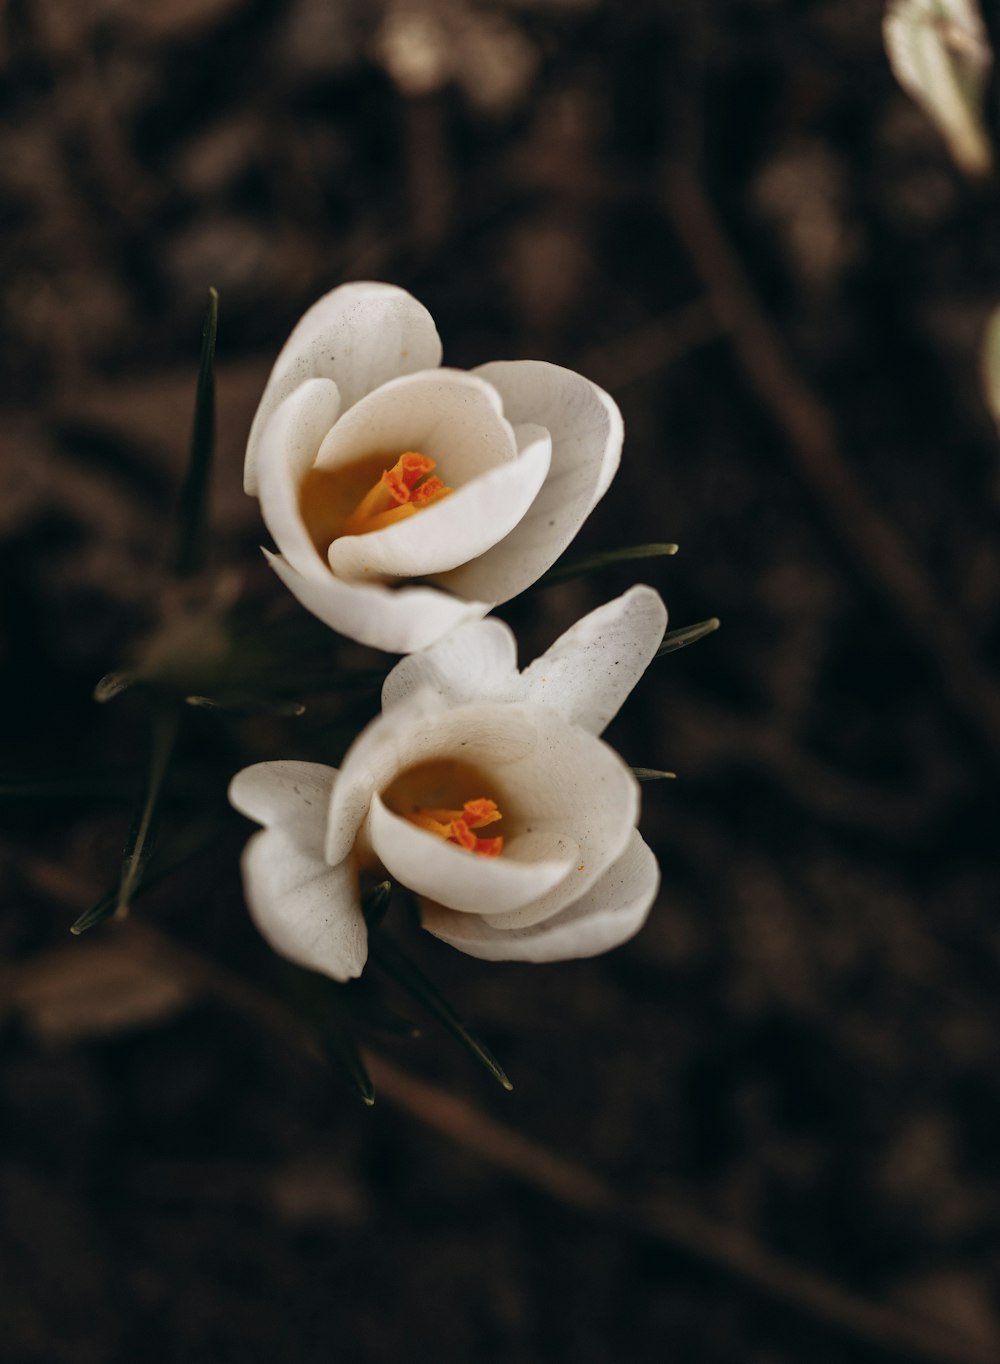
664 162 1000 762
12 876 990 1364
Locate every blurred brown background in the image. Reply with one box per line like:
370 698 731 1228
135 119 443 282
4 1 1000 1361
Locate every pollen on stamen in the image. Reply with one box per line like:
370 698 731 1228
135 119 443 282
341 450 452 537
405 795 505 857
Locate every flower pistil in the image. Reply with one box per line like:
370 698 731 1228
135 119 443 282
406 796 504 857
342 451 451 536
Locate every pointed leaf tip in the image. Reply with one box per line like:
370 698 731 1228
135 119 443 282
173 289 220 578
655 616 720 658
371 933 513 1090
94 672 133 703
538 542 679 587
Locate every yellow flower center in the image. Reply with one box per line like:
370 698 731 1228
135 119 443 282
406 797 504 858
300 450 452 556
382 759 506 859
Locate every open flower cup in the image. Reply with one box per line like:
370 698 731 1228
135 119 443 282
245 281 624 653
229 586 667 979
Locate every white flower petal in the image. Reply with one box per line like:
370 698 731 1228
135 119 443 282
329 427 551 580
315 369 516 482
437 360 623 602
326 694 538 865
245 282 442 494
381 618 519 711
473 722 640 930
520 585 668 734
327 697 638 926
241 828 366 981
264 550 490 654
422 830 658 962
368 794 576 915
228 760 337 855
256 379 342 577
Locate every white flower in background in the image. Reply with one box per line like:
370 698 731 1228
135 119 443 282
884 0 993 178
229 586 666 979
244 281 623 653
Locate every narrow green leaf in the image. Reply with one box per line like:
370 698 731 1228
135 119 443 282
632 767 677 782
538 542 679 587
345 984 422 1039
71 818 218 935
114 704 181 919
173 288 219 578
319 1012 376 1106
362 880 393 930
371 932 513 1091
94 671 134 703
655 616 720 658
185 694 306 718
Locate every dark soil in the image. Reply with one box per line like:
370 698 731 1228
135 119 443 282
4 2 1000 1361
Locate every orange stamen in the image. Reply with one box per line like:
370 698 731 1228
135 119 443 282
406 797 505 857
341 451 452 537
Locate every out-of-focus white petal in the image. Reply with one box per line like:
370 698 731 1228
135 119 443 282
368 794 576 915
422 830 659 962
256 379 341 577
520 585 668 735
884 0 993 179
438 360 623 602
264 550 490 654
381 618 519 711
315 369 516 482
241 828 366 981
329 427 551 580
326 695 538 865
245 282 442 494
228 760 336 855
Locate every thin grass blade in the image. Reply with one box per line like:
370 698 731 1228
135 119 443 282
114 705 181 919
71 817 219 935
632 767 677 782
173 288 219 578
537 542 678 587
655 616 720 658
371 932 513 1091
185 694 306 718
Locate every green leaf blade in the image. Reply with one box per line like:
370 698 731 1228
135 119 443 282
173 288 219 578
538 542 678 587
371 933 513 1091
655 616 720 658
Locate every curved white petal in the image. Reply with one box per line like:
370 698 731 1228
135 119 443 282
228 760 337 855
437 360 623 602
368 794 575 915
473 725 640 930
329 428 551 580
326 693 538 865
422 830 658 962
520 585 668 735
328 697 638 925
241 828 366 981
256 379 342 577
264 550 489 654
245 282 442 494
315 369 516 483
381 617 519 711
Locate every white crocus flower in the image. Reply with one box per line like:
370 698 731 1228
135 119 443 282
229 586 666 978
245 281 623 654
